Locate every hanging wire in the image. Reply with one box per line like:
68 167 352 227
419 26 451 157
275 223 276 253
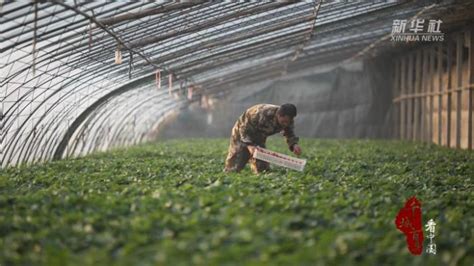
291 0 322 62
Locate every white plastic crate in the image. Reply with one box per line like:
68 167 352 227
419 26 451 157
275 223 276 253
253 147 307 172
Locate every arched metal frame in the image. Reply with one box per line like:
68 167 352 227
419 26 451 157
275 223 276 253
2 0 473 168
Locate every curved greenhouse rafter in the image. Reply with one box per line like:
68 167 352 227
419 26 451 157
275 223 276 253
2 0 473 168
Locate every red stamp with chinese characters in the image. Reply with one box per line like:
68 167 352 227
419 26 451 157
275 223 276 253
395 196 424 255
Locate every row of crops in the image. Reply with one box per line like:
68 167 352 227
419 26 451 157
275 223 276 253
1 138 473 265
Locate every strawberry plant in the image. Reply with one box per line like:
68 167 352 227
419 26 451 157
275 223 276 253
1 138 473 265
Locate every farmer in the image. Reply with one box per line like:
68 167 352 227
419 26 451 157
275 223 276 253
224 103 301 174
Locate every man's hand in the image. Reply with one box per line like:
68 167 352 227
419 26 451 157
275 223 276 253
247 145 256 156
292 144 302 156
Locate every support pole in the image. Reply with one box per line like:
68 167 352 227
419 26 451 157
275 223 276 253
437 43 443 145
455 32 463 148
394 59 400 139
414 50 422 141
407 53 414 140
421 49 428 142
468 29 474 150
429 46 435 143
447 39 453 148
400 56 407 140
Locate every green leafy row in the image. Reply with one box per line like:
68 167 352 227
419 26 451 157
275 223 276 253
1 138 473 265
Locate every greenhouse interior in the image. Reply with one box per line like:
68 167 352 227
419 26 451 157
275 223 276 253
1 0 474 265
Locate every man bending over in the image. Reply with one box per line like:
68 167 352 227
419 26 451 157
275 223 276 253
224 103 301 174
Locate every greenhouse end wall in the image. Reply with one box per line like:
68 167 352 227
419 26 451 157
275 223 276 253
158 58 394 140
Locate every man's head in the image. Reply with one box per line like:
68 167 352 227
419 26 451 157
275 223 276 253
276 103 297 128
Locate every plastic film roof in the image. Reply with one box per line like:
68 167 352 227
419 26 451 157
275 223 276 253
2 0 474 167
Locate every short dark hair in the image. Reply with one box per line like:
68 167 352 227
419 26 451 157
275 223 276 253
278 103 297 118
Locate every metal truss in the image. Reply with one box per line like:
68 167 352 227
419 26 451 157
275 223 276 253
1 0 473 167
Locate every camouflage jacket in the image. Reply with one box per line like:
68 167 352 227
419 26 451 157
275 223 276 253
231 104 299 150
